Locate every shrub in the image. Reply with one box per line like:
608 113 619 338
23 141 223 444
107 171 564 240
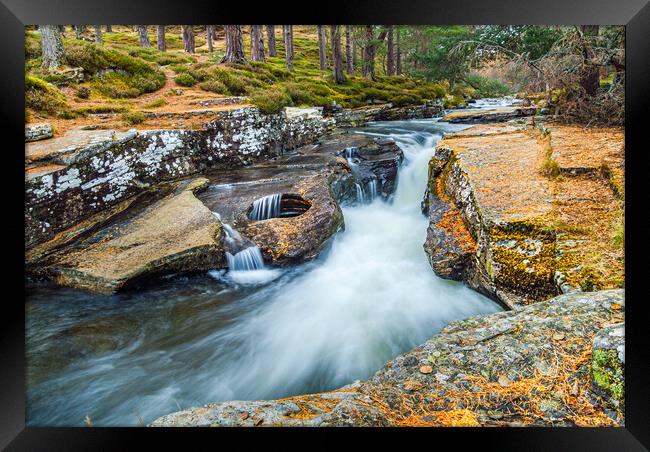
92 72 141 98
121 111 147 125
466 74 512 98
539 135 560 178
75 86 91 99
74 105 129 114
143 98 168 108
63 40 165 97
174 73 196 87
249 88 292 114
198 80 228 95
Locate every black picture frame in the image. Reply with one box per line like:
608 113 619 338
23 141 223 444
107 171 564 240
3 0 648 449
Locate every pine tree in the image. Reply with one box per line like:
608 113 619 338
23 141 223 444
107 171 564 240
221 25 246 64
331 25 345 84
345 26 353 74
41 25 64 71
317 25 327 70
138 25 150 48
266 25 277 57
250 25 265 62
157 25 166 52
283 25 294 70
181 25 195 53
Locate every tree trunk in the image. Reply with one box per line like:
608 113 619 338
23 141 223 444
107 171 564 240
283 25 294 70
396 28 402 75
41 25 64 71
352 34 357 68
94 25 102 44
157 25 166 52
106 25 112 32
579 25 600 96
362 26 375 79
181 25 195 53
250 25 265 62
361 26 388 80
221 25 246 64
266 25 276 57
317 25 327 70
345 26 353 75
386 25 395 76
206 25 214 53
330 26 344 84
75 25 82 39
138 25 150 48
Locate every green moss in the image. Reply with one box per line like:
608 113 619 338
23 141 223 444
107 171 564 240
489 223 556 295
592 349 624 403
63 40 165 98
25 75 68 115
74 105 129 114
143 98 168 109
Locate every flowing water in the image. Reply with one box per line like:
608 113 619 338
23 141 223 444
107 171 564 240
26 116 504 426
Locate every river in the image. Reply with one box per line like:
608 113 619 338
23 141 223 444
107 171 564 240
26 112 506 426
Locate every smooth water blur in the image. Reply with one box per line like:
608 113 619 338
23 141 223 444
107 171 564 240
26 118 502 426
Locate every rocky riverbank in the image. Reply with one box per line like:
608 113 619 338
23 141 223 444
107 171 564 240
150 289 624 427
26 113 405 292
422 121 624 308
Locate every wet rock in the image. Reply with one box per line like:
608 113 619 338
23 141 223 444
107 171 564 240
150 289 624 427
236 174 344 265
31 178 225 294
442 107 537 124
331 102 443 128
423 124 558 307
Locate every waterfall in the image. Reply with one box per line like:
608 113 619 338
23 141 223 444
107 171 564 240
368 178 378 200
250 194 282 221
355 183 366 203
226 247 265 271
213 211 267 272
344 147 359 160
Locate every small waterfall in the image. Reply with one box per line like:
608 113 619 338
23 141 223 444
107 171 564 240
250 194 282 221
213 211 266 272
355 183 366 203
226 247 265 271
344 147 359 160
368 178 378 200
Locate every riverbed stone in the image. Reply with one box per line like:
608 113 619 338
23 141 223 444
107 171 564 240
235 174 344 265
442 106 537 124
30 177 225 294
150 289 625 427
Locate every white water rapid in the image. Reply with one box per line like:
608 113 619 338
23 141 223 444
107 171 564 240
26 118 502 426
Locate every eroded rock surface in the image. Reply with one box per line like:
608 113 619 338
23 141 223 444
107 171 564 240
28 178 224 293
25 107 330 248
423 122 624 308
442 106 537 124
151 289 624 427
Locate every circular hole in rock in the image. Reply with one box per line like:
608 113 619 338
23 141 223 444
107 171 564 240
248 193 311 221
